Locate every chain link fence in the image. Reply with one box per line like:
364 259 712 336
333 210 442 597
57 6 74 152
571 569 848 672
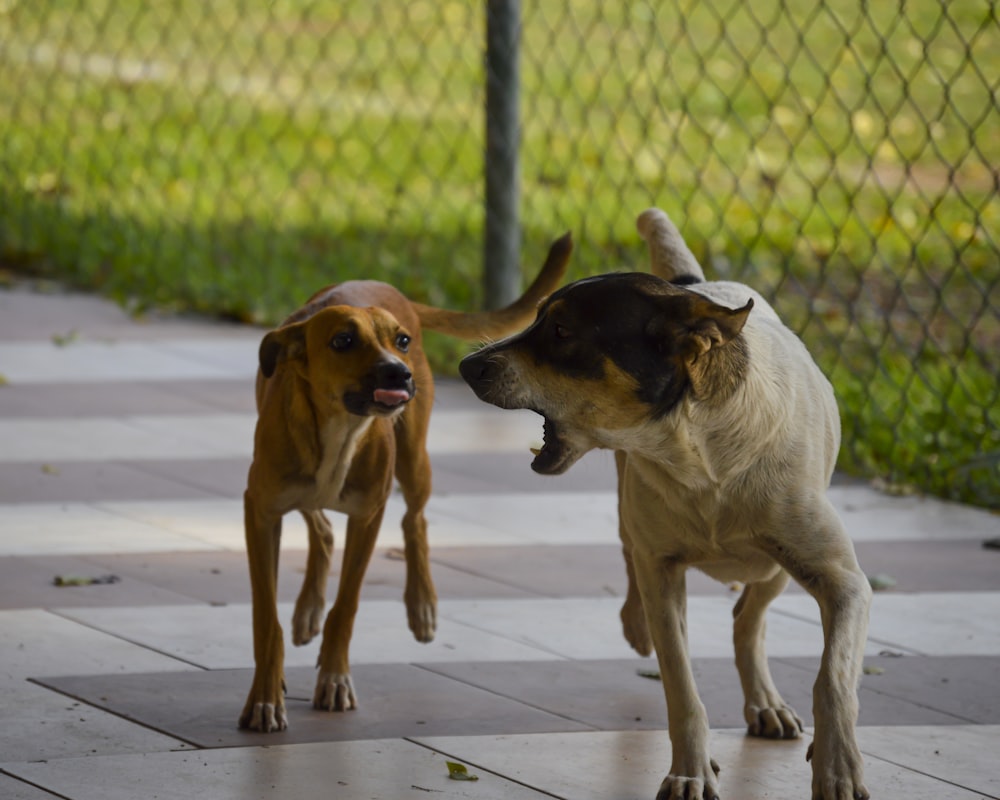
1 1 997 508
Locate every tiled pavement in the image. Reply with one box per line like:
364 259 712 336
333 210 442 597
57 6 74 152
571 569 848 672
1 284 998 800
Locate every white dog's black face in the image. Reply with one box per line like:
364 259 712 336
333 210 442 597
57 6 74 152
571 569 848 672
459 272 752 474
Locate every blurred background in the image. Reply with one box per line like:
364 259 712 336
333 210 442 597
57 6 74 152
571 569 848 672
0 0 997 508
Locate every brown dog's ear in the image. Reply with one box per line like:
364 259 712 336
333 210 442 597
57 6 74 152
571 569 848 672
259 323 307 378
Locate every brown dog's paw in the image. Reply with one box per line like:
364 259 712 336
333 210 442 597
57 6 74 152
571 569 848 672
313 671 357 711
745 703 804 739
239 700 287 733
291 599 324 646
406 599 437 643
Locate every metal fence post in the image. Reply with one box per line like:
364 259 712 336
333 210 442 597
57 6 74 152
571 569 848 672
484 0 521 310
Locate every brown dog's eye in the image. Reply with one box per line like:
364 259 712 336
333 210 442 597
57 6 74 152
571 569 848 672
395 333 410 353
555 324 571 339
330 332 353 351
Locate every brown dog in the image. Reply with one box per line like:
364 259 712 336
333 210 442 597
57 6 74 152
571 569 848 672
239 235 571 733
460 210 871 800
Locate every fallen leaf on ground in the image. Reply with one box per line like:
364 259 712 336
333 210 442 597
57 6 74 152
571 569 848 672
53 574 121 587
867 573 897 591
445 761 479 781
51 330 79 347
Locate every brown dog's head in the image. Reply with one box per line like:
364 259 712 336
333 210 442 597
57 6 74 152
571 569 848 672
459 273 752 474
259 304 416 418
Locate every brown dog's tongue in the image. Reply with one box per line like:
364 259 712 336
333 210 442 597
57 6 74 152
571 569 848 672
373 388 410 407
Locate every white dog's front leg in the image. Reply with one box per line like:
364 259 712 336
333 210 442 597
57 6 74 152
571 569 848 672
808 560 871 800
766 498 871 800
632 553 720 800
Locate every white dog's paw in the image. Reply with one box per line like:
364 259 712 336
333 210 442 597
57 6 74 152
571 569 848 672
745 702 804 739
313 671 357 711
620 597 652 657
806 740 869 800
291 598 324 646
656 758 721 800
239 701 287 733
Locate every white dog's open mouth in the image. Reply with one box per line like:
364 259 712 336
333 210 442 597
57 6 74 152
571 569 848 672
529 416 576 475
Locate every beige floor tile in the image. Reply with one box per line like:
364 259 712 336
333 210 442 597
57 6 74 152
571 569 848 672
418 728 992 800
857 724 1000 799
437 595 890 660
0 502 219 556
426 407 543 453
0 339 256 384
1 738 558 800
773 590 1000 656
0 772 64 800
0 678 192 762
829 485 1000 543
0 608 198 679
59 600 562 670
0 414 253 463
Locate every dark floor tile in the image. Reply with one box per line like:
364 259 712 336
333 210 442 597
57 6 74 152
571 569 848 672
156 379 257 413
432 450 618 494
0 287 257 341
430 545 735 598
35 664 593 748
0 381 251 419
124 458 250 499
421 656 984 731
853 539 1000 593
10 538 990 613
11 547 537 610
441 539 1000 600
0 555 199 610
0 461 225 504
779 654 1000 725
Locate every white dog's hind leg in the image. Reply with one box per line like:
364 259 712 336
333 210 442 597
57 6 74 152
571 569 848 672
732 569 804 739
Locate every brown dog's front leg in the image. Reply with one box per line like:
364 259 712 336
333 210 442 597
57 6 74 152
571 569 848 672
633 553 720 800
239 491 287 732
292 510 334 646
393 406 437 643
313 506 385 712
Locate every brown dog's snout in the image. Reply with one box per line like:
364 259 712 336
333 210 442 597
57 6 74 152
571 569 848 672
375 358 412 389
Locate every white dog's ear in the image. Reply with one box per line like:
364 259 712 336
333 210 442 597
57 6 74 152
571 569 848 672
647 295 753 363
259 322 307 378
679 296 754 363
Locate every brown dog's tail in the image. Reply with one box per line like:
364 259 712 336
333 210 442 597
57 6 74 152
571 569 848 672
636 207 706 283
410 232 573 341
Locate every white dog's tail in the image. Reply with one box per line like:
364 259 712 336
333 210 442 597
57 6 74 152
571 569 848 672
636 207 706 283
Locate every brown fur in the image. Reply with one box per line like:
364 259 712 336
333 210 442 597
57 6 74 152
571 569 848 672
239 234 572 732
460 210 871 800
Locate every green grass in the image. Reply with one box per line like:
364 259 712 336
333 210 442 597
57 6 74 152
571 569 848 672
1 0 997 507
